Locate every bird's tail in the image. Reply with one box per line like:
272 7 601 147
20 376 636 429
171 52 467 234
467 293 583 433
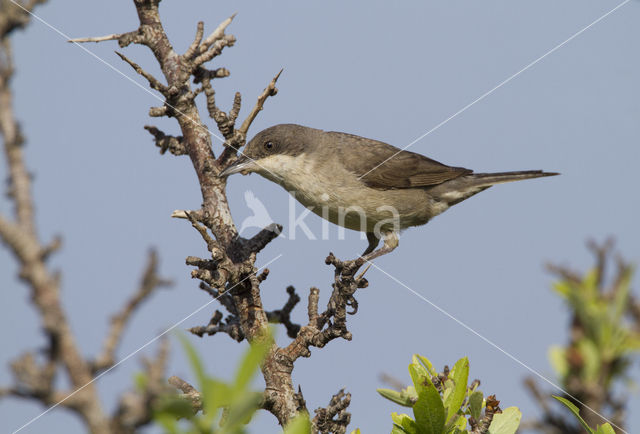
467 170 559 187
429 170 559 206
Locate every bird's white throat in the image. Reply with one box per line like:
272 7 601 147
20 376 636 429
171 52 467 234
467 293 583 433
255 154 319 194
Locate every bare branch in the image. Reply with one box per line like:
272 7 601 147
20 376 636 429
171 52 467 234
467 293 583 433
185 212 218 252
168 376 202 414
188 311 244 342
193 34 236 68
198 13 237 55
1 4 112 429
266 286 302 338
198 282 236 315
93 250 172 372
284 255 367 362
228 91 241 124
379 373 406 392
312 389 351 434
60 1 378 428
68 33 125 43
148 105 169 117
0 40 34 235
115 51 167 93
171 209 204 221
243 223 283 254
144 125 187 155
237 69 283 137
112 338 173 432
0 0 48 38
183 21 204 60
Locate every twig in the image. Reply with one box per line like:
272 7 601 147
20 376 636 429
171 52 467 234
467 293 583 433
312 389 351 434
266 286 302 338
93 250 172 372
284 255 368 361
115 51 167 93
183 22 204 60
69 33 124 43
112 338 173 432
1 2 111 432
237 69 283 137
198 13 237 55
168 376 203 414
243 223 283 254
144 126 187 155
61 1 372 428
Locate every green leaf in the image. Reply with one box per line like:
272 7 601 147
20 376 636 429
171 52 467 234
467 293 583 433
405 386 419 402
442 379 454 407
582 268 599 295
409 364 428 394
350 429 362 434
392 425 412 434
409 365 445 434
410 358 431 390
176 333 206 389
392 412 418 434
220 391 263 432
548 346 568 378
450 414 467 432
134 372 148 391
552 396 594 434
611 266 633 321
175 333 218 418
595 423 616 434
153 412 180 434
578 339 601 382
233 337 271 395
283 412 312 434
378 388 416 407
415 354 438 377
468 391 483 421
153 395 195 421
487 407 521 434
444 357 469 423
552 280 571 298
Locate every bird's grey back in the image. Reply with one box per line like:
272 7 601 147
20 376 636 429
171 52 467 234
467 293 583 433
256 124 471 190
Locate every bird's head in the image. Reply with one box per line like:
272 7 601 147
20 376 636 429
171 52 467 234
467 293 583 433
218 124 317 180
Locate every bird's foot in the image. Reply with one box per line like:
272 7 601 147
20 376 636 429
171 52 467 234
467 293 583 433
359 244 394 263
359 231 398 263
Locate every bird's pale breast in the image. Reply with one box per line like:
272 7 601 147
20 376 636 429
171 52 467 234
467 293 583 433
253 153 448 232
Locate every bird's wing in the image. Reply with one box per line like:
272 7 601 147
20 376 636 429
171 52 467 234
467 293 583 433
327 131 472 189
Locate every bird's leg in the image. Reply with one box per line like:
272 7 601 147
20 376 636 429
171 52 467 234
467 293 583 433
360 231 398 262
362 232 380 256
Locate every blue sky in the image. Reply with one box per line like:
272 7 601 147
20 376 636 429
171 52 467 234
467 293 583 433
1 1 639 432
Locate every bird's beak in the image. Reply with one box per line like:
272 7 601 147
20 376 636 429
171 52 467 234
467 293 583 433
218 155 257 177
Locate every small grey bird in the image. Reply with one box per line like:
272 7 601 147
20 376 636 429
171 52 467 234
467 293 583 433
220 124 558 261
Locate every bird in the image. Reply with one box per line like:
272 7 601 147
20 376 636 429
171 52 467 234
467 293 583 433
219 124 558 261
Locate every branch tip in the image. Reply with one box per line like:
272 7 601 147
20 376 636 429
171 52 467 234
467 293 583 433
68 33 124 43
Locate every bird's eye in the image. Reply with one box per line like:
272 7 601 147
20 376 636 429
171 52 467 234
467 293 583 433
264 141 274 151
